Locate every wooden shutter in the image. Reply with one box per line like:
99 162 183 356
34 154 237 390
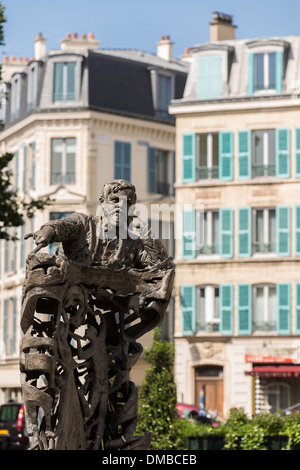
277 283 291 334
181 285 196 335
238 284 252 335
148 147 157 193
182 134 196 183
220 284 233 335
276 206 290 256
182 209 195 259
296 283 300 334
275 50 283 93
219 131 233 181
295 129 300 177
248 53 254 95
296 207 300 256
238 130 251 179
276 128 290 178
198 55 222 99
114 141 131 181
219 208 233 258
238 208 251 257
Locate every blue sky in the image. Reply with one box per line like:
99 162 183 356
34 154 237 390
2 0 300 60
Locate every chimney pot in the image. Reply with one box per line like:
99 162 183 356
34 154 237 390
11 56 16 62
3 56 8 62
73 33 78 39
81 33 86 39
88 33 94 40
66 33 71 39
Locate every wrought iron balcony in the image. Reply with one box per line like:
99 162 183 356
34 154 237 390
252 163 276 177
196 165 219 180
253 242 276 254
197 244 219 255
51 172 75 185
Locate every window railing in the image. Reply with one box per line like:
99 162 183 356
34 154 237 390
197 165 219 180
51 172 75 185
252 321 277 332
197 321 220 333
197 244 219 255
253 242 276 254
156 181 170 195
252 163 276 177
53 92 76 102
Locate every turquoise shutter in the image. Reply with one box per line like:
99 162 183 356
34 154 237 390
296 283 300 334
181 285 195 335
276 128 290 178
220 284 233 335
148 146 156 193
295 129 300 177
238 284 252 335
23 145 27 192
238 208 251 257
182 134 196 183
182 209 195 259
12 297 17 354
248 53 254 95
219 208 233 258
198 55 222 99
277 283 291 334
275 50 283 94
219 131 233 181
114 141 131 181
31 142 36 189
296 207 300 256
14 150 19 191
238 130 251 179
276 206 290 256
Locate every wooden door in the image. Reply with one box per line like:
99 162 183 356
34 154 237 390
195 377 224 418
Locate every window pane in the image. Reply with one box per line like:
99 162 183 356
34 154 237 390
53 63 63 101
214 287 220 320
255 210 264 244
254 287 264 327
268 287 277 326
212 133 219 167
268 53 276 89
212 211 219 250
199 134 208 166
269 209 276 248
67 63 76 100
197 287 205 329
268 129 276 165
253 130 264 164
254 53 264 90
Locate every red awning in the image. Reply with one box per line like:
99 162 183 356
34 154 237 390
245 365 300 378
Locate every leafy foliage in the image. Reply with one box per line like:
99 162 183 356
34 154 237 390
136 328 185 450
0 152 52 239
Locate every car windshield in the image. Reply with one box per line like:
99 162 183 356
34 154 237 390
0 405 20 421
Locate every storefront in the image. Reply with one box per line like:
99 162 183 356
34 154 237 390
245 355 300 414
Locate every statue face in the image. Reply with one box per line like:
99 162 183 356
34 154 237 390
103 188 135 231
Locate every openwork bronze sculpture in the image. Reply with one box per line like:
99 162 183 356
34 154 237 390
20 180 174 450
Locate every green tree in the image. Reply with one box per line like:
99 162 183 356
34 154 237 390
0 5 51 240
136 328 185 450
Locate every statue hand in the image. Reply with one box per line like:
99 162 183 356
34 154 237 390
25 226 55 254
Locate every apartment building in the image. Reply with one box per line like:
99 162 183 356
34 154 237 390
0 32 188 403
170 13 300 418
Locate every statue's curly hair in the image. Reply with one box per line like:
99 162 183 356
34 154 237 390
99 179 137 204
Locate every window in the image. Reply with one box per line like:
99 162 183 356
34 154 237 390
51 138 76 185
53 62 76 102
196 133 219 180
198 55 222 99
158 74 171 118
264 382 290 413
3 297 17 356
253 284 277 332
196 285 220 332
148 148 170 194
252 130 275 177
253 208 276 254
197 210 219 255
114 141 131 181
11 76 21 120
254 52 276 91
49 212 73 253
27 65 37 110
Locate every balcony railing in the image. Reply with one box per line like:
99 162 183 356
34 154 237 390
196 321 220 333
197 244 219 255
51 172 75 185
196 165 219 180
252 321 277 332
253 242 276 254
252 163 276 177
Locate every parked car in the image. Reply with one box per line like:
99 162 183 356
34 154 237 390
0 400 29 450
176 403 220 427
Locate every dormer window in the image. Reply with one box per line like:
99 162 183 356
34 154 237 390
27 64 38 110
53 61 76 102
247 39 289 95
11 76 21 120
254 52 276 91
150 69 174 119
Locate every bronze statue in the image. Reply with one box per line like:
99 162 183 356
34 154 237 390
19 180 174 450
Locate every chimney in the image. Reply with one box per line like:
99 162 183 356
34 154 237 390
60 32 100 51
209 12 236 41
34 32 46 60
156 35 173 61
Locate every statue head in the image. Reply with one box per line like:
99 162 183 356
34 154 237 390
99 180 137 206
